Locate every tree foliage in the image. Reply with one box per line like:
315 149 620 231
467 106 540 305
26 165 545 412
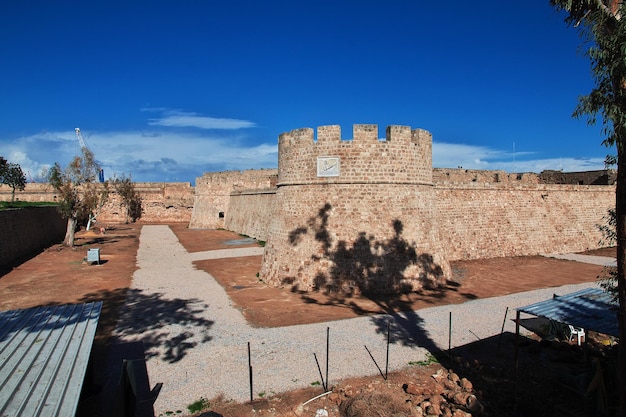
555 1 626 148
598 208 619 298
0 157 27 202
112 175 142 223
551 1 626 415
48 147 108 247
0 156 6 179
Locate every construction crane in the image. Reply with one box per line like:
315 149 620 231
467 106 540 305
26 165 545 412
75 127 88 150
74 127 105 231
75 127 104 182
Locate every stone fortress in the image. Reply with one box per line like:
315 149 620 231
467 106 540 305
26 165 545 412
1 123 616 294
192 124 616 294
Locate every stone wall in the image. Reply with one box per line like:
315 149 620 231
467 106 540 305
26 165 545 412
435 183 613 260
0 207 66 270
433 168 541 184
225 188 276 240
433 167 616 186
98 182 194 224
189 169 276 229
538 169 616 185
212 169 615 262
0 182 194 224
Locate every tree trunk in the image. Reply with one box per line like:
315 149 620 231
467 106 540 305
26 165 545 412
64 217 77 247
616 145 626 417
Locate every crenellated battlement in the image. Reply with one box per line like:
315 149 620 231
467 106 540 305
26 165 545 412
279 124 431 146
277 124 433 187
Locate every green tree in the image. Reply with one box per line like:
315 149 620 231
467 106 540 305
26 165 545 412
0 157 7 180
112 175 142 223
0 157 27 202
48 147 108 247
3 163 27 202
551 1 626 414
598 208 619 298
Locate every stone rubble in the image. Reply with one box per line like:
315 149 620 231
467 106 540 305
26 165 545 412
307 367 486 417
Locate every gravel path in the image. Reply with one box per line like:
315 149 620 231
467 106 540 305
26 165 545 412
543 252 617 266
113 225 605 415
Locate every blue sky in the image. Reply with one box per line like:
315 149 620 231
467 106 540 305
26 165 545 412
0 1 611 184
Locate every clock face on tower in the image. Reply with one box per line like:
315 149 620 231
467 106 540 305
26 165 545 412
317 157 340 177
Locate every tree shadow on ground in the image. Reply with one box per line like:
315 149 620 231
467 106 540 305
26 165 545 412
288 209 621 417
80 287 214 364
74 224 139 246
283 203 477 353
74 287 213 417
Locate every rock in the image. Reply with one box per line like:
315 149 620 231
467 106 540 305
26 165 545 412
340 392 414 417
443 389 456 401
449 371 460 384
460 378 473 392
452 391 471 407
430 394 446 408
432 369 446 382
425 404 440 416
453 410 471 417
342 386 355 398
443 378 458 391
466 395 484 414
403 382 423 396
433 382 446 395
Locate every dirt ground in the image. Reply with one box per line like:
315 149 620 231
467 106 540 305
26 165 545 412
0 223 617 416
193 252 609 329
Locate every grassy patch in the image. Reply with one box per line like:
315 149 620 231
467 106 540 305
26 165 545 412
408 352 439 367
0 201 57 210
68 260 84 270
187 397 209 414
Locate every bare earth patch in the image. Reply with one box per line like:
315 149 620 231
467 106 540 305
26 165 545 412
177 223 607 328
0 224 617 416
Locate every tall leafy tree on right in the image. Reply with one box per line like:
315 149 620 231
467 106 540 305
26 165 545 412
551 0 625 414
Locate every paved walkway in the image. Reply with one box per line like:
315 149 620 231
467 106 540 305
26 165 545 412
543 252 616 266
113 225 608 415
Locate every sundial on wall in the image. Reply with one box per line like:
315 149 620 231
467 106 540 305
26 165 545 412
317 157 340 177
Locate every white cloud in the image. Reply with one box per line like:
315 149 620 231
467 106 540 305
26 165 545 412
432 141 606 173
1 122 606 186
2 127 277 184
433 142 505 169
146 109 256 130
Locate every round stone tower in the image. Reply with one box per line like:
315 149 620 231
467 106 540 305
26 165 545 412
260 124 450 294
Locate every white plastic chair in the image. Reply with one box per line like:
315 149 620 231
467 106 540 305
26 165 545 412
568 325 585 345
